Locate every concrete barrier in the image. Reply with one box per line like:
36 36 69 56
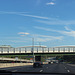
67 64 75 66
0 62 48 68
43 62 48 64
0 63 33 68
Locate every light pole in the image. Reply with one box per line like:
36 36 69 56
39 42 41 47
32 38 35 63
24 34 35 63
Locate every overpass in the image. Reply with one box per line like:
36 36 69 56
0 45 75 55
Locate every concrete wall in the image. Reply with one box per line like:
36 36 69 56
0 63 33 68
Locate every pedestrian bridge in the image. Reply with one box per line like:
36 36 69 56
0 46 75 54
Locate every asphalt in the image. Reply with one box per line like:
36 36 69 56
0 63 75 74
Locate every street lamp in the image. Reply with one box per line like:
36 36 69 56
39 42 41 47
22 34 35 63
32 38 35 63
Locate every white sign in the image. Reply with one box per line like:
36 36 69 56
15 57 18 61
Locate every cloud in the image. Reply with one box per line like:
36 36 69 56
20 14 49 20
18 32 30 35
0 37 29 44
36 38 54 42
36 34 63 39
46 2 55 5
20 35 26 36
36 19 75 25
2 11 75 25
33 34 63 42
64 26 72 31
18 30 63 42
18 31 63 42
36 36 63 42
34 26 75 38
34 26 56 32
0 11 49 20
0 11 28 14
59 31 75 37
10 40 26 43
58 26 75 37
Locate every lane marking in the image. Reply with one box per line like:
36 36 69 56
67 70 70 72
64 67 67 69
65 67 67 69
40 70 43 72
0 69 17 72
64 66 67 69
12 70 17 72
0 69 6 70
0 66 24 70
64 66 70 72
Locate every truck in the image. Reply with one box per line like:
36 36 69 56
35 56 41 62
33 56 43 68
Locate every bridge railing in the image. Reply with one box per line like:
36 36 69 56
0 47 75 54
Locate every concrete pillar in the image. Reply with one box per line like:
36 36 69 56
68 48 70 52
14 48 15 53
53 47 54 52
42 48 44 53
19 48 21 53
58 48 60 52
63 48 65 52
37 48 38 53
1 48 3 53
25 48 26 53
48 48 49 53
8 48 9 53
73 48 75 52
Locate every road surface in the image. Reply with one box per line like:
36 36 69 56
0 63 75 74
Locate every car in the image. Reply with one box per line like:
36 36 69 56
39 62 43 65
33 62 43 68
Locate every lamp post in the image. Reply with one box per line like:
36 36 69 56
32 38 35 63
24 34 35 63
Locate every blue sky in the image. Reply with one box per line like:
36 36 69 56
0 0 75 47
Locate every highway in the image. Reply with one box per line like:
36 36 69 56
0 63 75 74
